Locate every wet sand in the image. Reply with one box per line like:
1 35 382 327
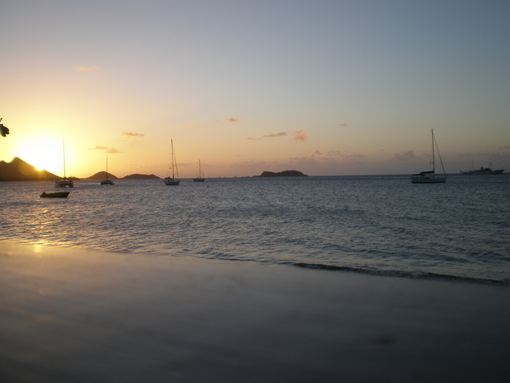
0 240 509 382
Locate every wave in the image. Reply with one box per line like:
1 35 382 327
282 261 510 286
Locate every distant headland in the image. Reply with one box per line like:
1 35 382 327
258 170 307 177
0 157 58 181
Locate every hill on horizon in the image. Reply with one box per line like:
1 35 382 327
87 171 118 180
0 157 58 181
122 173 161 180
258 170 307 177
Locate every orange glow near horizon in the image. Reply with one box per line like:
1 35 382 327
15 136 62 174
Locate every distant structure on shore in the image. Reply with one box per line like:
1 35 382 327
0 157 57 181
258 170 307 177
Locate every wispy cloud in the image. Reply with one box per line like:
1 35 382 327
293 130 306 142
122 131 144 137
264 132 287 138
226 117 240 123
75 65 99 73
248 131 287 141
393 150 417 161
338 123 349 127
90 145 121 154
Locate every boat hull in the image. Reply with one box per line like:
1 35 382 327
193 178 205 182
164 178 180 186
40 191 70 198
56 179 74 188
101 179 114 185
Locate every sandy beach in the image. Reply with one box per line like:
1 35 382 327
1 240 509 382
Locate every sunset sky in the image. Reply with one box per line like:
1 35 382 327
1 0 509 177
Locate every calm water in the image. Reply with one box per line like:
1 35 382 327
1 175 509 283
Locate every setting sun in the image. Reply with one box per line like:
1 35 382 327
15 136 64 175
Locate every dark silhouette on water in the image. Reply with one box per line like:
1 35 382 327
461 166 505 175
40 191 70 198
100 155 114 185
164 139 180 186
55 140 74 188
258 170 307 177
193 159 205 182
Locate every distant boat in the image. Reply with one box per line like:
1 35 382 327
101 155 114 185
164 139 180 186
193 160 205 182
40 191 70 199
461 164 505 175
56 140 74 188
411 129 447 184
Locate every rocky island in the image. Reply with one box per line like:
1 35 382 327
258 170 307 177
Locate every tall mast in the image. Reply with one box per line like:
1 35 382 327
171 139 175 179
431 129 435 172
63 139 66 179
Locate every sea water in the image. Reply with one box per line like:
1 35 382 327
1 175 509 283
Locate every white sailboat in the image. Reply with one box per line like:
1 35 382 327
193 160 205 182
164 139 180 186
101 155 114 185
55 140 74 188
411 129 446 184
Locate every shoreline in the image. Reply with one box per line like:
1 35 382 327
1 240 509 382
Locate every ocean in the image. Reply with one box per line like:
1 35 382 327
1 175 509 284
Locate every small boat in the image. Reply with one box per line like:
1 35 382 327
40 191 70 198
412 129 447 184
193 160 205 182
56 140 74 188
100 155 115 185
164 139 180 186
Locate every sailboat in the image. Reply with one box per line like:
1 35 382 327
411 129 447 184
55 140 74 188
164 139 180 186
193 160 205 182
101 155 114 185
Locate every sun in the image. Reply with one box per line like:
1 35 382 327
16 136 63 175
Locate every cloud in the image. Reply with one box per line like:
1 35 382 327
226 117 240 123
314 150 323 155
338 123 349 127
263 132 287 138
75 65 99 73
248 131 287 141
123 131 144 137
90 145 121 154
293 130 306 141
393 150 417 161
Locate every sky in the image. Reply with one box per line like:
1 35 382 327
1 0 509 177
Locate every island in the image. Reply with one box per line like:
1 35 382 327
122 174 161 180
0 157 58 181
258 170 307 177
87 171 118 180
